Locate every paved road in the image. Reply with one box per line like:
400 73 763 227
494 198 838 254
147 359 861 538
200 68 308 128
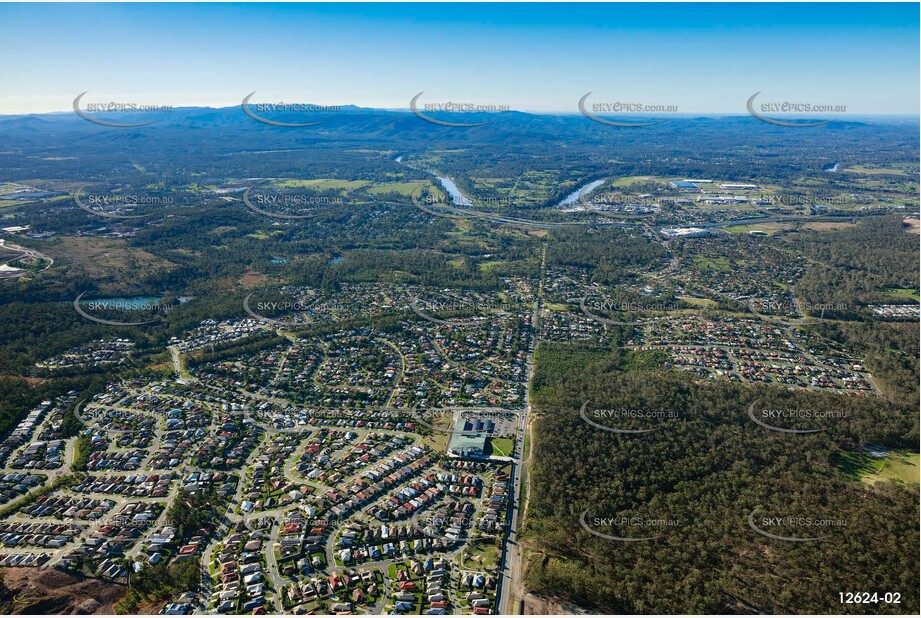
0 238 53 280
496 242 546 615
265 520 285 612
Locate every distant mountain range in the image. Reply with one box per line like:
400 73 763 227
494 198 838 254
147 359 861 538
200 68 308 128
1 103 904 136
0 105 914 163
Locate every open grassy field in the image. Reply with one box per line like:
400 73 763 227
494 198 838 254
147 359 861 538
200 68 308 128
692 255 730 271
837 449 920 486
883 288 920 302
678 296 718 308
449 218 473 233
0 194 71 210
366 182 422 196
724 222 795 235
463 540 501 571
274 179 370 191
470 170 560 207
478 260 504 272
422 416 452 452
487 437 515 457
842 163 916 176
611 175 656 187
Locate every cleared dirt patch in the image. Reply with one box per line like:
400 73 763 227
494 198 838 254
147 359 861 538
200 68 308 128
47 237 174 290
0 567 127 614
523 592 591 615
801 221 857 232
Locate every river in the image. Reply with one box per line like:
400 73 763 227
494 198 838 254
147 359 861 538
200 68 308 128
433 175 473 206
557 179 606 208
394 155 473 207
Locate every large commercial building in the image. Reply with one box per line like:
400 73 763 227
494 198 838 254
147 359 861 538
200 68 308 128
660 227 709 238
447 431 488 459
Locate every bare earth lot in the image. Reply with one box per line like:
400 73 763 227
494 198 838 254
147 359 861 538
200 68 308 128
0 567 126 614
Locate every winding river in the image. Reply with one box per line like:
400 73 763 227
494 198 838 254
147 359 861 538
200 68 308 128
395 156 474 206
433 175 473 206
557 178 606 208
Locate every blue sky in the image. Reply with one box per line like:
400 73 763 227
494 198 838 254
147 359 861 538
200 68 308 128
0 2 917 114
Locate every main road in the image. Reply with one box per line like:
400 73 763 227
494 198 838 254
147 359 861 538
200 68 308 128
495 243 546 615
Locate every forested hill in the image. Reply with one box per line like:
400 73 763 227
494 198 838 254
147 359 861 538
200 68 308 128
524 343 919 614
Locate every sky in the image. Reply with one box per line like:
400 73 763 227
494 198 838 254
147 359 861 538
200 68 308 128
0 2 918 115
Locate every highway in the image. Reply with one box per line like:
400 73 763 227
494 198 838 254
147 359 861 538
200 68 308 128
495 243 546 615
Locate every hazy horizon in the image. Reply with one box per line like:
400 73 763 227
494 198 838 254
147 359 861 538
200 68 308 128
3 105 921 119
